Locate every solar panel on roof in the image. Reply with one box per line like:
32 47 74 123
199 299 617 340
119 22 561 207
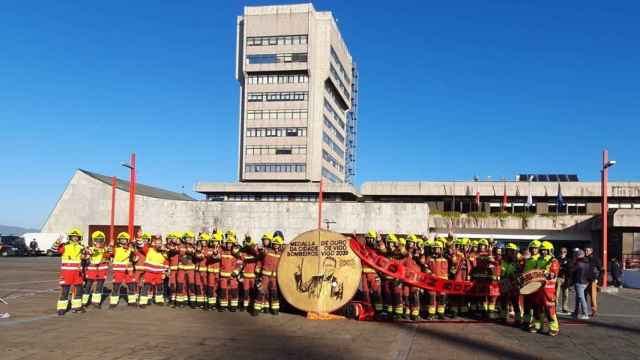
537 174 548 182
558 175 569 182
548 175 559 182
568 175 579 181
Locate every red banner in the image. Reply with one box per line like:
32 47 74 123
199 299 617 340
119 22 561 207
350 238 498 296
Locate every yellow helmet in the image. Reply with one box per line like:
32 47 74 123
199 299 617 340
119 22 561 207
225 230 236 238
199 232 211 241
261 233 273 241
183 231 195 239
272 236 284 245
367 230 378 239
471 240 479 247
398 237 406 246
433 241 444 249
387 234 398 243
541 241 554 251
425 239 435 247
478 239 489 246
407 234 418 243
91 231 106 241
461 237 470 246
141 232 152 240
528 240 541 249
243 235 255 246
117 232 130 240
416 238 425 248
224 235 237 244
506 242 519 251
212 231 223 242
67 228 83 238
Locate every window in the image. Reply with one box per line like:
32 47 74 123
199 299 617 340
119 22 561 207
247 35 308 47
323 131 345 158
245 163 306 173
245 127 307 138
330 64 350 101
324 116 345 143
247 93 263 102
246 73 308 85
246 53 307 64
322 167 341 183
248 91 308 102
324 99 346 129
246 109 308 120
323 150 344 172
330 46 351 85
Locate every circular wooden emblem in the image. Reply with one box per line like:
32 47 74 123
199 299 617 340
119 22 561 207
277 229 362 313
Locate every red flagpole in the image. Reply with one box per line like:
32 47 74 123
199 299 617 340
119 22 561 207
110 176 116 246
128 153 136 239
318 179 324 230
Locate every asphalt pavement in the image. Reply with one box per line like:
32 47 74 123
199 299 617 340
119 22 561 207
1 257 639 360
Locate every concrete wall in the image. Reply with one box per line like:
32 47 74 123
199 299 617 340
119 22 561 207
42 171 429 240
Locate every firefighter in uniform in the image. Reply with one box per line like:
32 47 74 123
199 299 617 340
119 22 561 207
535 241 560 336
82 231 110 308
404 234 422 321
165 232 180 306
381 234 400 318
449 238 471 318
522 240 541 331
132 232 151 304
110 232 137 308
360 231 384 319
52 228 86 315
219 231 242 312
426 240 448 320
256 233 283 315
176 231 196 308
473 239 501 319
500 242 522 324
239 235 259 312
206 231 223 310
138 234 168 308
194 232 211 309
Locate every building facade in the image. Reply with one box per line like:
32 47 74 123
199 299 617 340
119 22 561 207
236 3 356 183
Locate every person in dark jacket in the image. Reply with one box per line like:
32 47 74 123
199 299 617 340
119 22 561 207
572 249 591 319
584 247 601 316
610 258 623 288
555 247 571 314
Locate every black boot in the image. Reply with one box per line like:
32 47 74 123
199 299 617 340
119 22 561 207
271 309 279 316
57 310 66 316
230 306 237 312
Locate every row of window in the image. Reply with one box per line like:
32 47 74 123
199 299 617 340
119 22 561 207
322 150 345 173
224 194 320 202
322 167 341 183
323 116 345 143
325 82 348 110
246 145 307 155
330 64 351 101
247 109 308 120
247 34 308 46
247 73 308 85
330 46 351 85
247 91 308 102
245 163 306 173
324 99 345 129
247 53 308 64
246 127 307 137
323 131 345 158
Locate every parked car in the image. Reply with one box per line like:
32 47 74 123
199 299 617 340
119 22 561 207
0 236 27 256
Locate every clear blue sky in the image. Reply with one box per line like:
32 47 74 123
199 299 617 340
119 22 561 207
1 1 639 229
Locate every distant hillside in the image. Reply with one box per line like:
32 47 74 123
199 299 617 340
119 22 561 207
0 225 39 236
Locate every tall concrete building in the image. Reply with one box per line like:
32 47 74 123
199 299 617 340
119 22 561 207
236 3 357 184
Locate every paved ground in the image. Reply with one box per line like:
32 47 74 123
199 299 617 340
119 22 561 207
1 257 639 360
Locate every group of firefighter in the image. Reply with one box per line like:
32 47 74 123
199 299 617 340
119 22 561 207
52 228 284 317
52 227 560 336
359 231 560 336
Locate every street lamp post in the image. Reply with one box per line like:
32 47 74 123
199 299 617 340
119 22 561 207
121 153 136 239
601 149 616 289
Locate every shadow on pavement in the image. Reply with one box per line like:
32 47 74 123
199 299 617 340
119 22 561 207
584 318 640 335
385 320 541 360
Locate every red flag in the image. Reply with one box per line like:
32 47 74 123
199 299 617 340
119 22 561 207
475 191 480 206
